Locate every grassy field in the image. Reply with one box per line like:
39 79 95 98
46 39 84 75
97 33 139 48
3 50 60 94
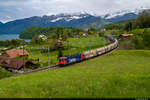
0 50 150 98
0 67 12 79
26 36 108 67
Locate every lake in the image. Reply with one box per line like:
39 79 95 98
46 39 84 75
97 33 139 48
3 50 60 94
0 34 30 42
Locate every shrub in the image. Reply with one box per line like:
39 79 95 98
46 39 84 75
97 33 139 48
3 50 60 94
132 36 145 49
141 29 150 48
119 38 135 50
98 31 105 37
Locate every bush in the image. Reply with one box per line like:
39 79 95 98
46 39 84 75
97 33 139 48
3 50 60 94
120 28 150 49
129 29 144 35
132 36 145 49
124 11 150 31
0 39 27 48
28 63 40 69
20 26 83 39
141 29 150 48
119 38 135 50
98 31 105 37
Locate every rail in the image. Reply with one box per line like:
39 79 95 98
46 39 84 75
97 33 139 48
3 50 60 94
14 34 118 76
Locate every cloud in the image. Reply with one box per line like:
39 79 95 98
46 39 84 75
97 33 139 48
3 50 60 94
0 0 150 23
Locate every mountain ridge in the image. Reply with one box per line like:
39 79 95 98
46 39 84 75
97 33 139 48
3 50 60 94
0 9 148 34
0 22 3 26
0 14 107 34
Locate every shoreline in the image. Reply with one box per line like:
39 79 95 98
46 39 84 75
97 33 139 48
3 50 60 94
0 34 30 42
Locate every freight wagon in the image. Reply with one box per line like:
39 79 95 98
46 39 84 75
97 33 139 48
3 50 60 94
59 35 118 66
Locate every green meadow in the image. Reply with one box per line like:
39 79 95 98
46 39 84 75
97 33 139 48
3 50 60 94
0 67 12 79
0 50 150 98
27 36 108 67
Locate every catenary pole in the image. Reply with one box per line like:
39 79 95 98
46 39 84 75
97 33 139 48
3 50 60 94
48 46 50 67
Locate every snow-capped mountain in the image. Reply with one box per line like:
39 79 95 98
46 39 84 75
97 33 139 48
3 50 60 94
42 10 140 23
103 9 141 19
0 8 149 35
48 13 91 22
47 9 141 23
106 13 138 22
102 8 149 22
0 13 106 34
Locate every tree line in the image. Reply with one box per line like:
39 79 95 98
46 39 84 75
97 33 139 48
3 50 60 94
125 11 150 31
105 10 150 50
19 26 83 39
0 39 27 48
106 10 150 32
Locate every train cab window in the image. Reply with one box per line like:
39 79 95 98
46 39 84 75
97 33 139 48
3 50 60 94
59 57 67 64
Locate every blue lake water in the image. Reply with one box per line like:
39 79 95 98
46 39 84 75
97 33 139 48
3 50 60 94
0 34 30 42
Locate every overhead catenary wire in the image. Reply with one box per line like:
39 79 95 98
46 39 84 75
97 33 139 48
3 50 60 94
14 35 118 75
23 46 51 67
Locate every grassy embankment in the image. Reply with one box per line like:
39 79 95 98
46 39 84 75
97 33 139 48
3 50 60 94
0 67 12 79
0 50 150 98
26 36 108 67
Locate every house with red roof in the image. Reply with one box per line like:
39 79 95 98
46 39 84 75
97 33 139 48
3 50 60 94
0 56 36 70
5 49 29 58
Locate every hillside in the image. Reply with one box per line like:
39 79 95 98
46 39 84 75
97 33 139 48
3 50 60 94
0 50 150 98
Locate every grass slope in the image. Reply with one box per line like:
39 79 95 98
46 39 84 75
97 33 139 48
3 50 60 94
27 36 108 67
0 67 12 79
0 50 150 98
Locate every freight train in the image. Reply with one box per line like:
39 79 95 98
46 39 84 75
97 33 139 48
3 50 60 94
59 35 118 66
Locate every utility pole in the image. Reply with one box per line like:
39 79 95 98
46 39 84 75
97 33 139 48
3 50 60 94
79 41 82 53
48 46 50 67
23 43 25 70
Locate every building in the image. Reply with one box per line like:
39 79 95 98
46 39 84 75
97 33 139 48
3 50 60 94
38 35 47 40
82 33 88 37
5 49 29 58
0 47 8 51
0 56 35 70
119 34 134 38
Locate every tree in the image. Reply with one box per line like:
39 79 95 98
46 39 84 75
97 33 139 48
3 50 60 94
131 11 150 29
0 39 27 48
98 31 105 37
124 22 133 31
132 29 150 49
106 23 124 30
142 29 150 47
133 36 145 49
48 33 58 39
55 40 63 58
20 26 83 39
62 32 68 41
30 35 43 44
88 27 97 35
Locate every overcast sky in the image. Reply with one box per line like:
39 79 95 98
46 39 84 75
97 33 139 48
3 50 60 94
0 0 150 23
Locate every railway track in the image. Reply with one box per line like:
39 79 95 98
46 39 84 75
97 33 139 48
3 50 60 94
12 35 119 76
14 65 60 76
14 44 118 76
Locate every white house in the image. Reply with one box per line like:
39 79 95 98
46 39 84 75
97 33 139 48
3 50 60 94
38 35 47 41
